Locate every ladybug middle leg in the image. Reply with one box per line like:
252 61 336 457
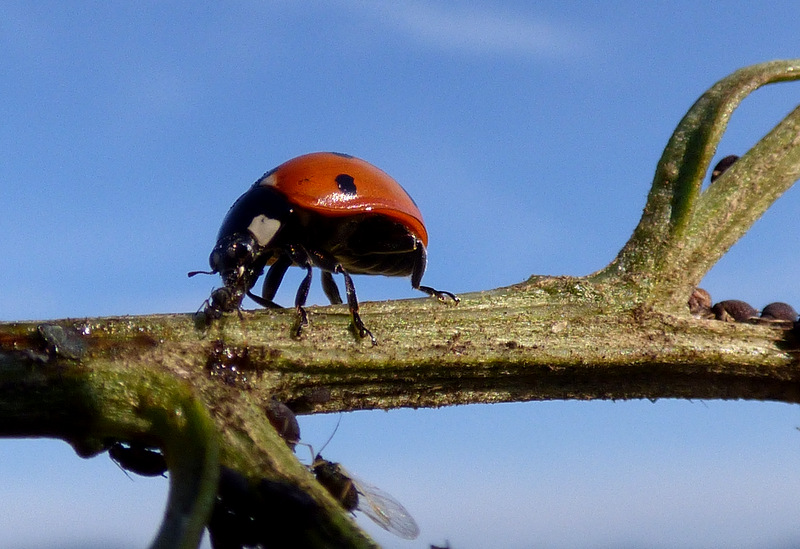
306 250 376 344
410 243 459 303
293 262 314 338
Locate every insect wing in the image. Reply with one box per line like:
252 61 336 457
349 472 420 540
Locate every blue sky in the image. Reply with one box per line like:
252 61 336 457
3 2 800 548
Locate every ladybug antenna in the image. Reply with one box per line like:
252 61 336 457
187 269 215 278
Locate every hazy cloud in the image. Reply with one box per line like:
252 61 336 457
342 1 591 59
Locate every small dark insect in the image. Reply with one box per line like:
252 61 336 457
312 455 420 540
711 299 757 323
264 398 301 448
760 302 798 322
688 288 712 318
195 286 244 325
710 154 739 182
108 442 167 477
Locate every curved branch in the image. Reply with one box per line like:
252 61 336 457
153 396 220 549
0 320 380 548
597 59 800 310
0 327 220 549
679 106 800 296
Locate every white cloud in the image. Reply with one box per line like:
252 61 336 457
342 1 591 60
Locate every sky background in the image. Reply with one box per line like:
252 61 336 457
3 2 800 548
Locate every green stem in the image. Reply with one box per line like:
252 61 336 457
597 59 800 309
151 395 220 549
673 105 800 304
0 333 219 549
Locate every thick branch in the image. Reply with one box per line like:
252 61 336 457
4 286 800 414
4 286 799 546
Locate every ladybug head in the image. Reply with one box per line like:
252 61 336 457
207 233 263 293
189 232 263 309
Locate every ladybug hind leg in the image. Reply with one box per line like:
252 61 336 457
410 243 459 303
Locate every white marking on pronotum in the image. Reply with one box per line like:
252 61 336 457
249 215 281 246
256 172 277 187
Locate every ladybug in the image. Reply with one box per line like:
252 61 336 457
190 152 458 343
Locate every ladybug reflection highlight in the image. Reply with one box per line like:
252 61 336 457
190 152 458 343
312 454 420 540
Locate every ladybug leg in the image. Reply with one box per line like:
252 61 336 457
410 242 460 303
321 271 343 305
294 263 313 338
337 267 377 345
417 284 459 303
249 253 291 308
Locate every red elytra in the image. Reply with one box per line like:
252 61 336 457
256 152 428 247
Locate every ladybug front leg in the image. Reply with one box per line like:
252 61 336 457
337 267 377 345
410 241 459 303
248 254 291 308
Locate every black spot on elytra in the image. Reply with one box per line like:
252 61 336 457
335 173 357 195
